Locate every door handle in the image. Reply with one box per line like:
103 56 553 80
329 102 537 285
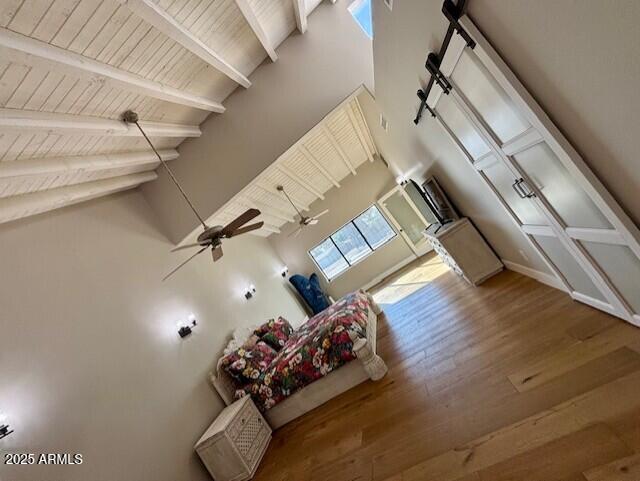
512 178 537 199
520 179 537 198
512 178 527 199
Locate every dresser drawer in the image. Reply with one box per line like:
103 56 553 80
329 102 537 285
424 218 503 286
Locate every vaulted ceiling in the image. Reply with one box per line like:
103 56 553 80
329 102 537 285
197 89 378 238
0 0 328 224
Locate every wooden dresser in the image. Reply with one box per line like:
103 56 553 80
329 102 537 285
195 396 271 481
424 218 503 286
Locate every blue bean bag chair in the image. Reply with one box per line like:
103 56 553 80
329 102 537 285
289 273 331 315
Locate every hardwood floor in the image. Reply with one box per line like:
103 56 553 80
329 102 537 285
253 253 640 481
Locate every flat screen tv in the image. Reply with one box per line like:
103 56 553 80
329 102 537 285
414 177 459 226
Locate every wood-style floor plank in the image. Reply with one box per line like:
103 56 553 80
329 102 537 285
474 424 631 481
583 453 640 481
252 254 640 481
507 322 637 392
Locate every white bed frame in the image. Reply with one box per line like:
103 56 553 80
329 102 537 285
209 294 388 429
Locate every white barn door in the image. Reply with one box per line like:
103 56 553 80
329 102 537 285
425 16 640 326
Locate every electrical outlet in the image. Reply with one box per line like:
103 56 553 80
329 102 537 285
519 249 529 262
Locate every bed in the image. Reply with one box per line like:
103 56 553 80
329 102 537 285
209 290 387 429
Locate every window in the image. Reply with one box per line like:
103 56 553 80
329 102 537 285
309 205 396 280
349 0 372 38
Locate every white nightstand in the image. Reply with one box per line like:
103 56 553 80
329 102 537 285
195 396 271 481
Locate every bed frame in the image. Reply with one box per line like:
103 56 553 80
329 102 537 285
209 294 388 429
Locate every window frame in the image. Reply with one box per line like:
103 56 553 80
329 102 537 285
308 204 397 282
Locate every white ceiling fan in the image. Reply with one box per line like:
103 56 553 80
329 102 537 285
276 185 329 237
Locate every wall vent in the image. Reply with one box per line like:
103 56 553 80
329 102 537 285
380 114 389 132
383 0 393 11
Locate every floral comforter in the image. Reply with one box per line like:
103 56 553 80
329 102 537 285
236 290 372 411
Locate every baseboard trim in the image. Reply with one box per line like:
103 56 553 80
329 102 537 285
501 259 567 292
360 254 418 292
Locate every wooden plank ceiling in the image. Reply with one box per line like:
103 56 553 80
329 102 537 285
199 91 378 237
0 0 327 225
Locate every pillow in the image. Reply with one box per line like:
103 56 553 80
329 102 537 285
289 273 331 314
254 317 293 351
220 341 278 385
222 323 259 356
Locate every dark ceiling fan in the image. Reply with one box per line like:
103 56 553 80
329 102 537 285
277 185 329 237
122 110 264 280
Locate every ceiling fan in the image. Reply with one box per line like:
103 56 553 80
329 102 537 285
121 110 264 280
276 185 329 237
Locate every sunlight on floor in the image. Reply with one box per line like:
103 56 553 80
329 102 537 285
370 253 450 306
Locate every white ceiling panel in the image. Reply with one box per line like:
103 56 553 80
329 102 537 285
194 91 380 237
0 0 324 225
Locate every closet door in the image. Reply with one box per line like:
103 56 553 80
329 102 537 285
425 18 640 325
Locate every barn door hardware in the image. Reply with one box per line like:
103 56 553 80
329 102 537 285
426 53 452 94
442 0 476 49
414 89 437 125
413 0 469 125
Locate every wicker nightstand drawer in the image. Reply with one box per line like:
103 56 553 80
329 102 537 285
195 396 271 481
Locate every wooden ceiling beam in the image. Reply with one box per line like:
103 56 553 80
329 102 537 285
355 97 379 155
256 182 310 212
119 0 251 88
261 224 281 234
233 0 278 62
299 144 340 188
0 171 157 225
0 28 225 113
0 109 200 137
276 164 325 200
292 0 307 34
322 124 356 175
346 103 375 162
0 150 177 180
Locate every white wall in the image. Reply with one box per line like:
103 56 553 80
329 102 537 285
364 0 640 276
143 0 375 244
269 159 415 299
0 190 306 481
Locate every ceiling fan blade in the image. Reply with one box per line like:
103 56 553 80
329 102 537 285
162 246 208 281
288 226 303 238
212 245 223 262
170 242 204 252
311 209 329 219
221 208 261 236
227 222 264 237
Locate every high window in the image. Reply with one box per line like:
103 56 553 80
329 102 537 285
309 205 396 280
349 0 372 38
